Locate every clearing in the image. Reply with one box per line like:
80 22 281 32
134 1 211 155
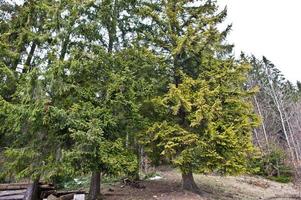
101 167 301 200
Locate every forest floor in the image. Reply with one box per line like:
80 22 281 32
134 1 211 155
101 167 301 200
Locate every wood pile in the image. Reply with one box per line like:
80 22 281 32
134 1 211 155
0 183 54 200
43 191 86 200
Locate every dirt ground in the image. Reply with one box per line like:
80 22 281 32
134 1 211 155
101 167 301 200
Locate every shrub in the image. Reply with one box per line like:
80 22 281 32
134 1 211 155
250 145 293 183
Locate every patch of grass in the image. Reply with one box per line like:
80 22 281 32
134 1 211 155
56 175 123 190
267 175 292 183
102 175 123 184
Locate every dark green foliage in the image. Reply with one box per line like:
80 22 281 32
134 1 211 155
0 46 145 180
0 69 62 180
0 0 148 186
250 146 293 183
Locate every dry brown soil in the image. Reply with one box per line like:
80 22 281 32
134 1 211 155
102 168 301 200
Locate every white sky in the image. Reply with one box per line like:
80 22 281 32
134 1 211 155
218 0 301 83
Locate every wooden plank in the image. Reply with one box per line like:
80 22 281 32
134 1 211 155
0 194 24 200
39 185 55 191
0 184 29 191
54 191 85 197
0 183 54 191
39 183 54 187
0 190 26 197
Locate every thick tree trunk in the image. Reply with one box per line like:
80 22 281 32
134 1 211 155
181 171 200 194
23 179 39 200
88 171 101 200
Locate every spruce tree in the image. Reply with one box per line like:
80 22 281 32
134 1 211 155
139 0 258 193
0 1 146 198
0 1 161 196
0 46 143 193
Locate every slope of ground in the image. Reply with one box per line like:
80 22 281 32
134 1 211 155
102 168 301 200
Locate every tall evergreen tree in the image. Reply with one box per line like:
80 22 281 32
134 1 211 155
138 0 258 193
0 1 146 199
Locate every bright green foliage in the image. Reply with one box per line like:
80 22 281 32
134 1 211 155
138 0 233 78
138 0 259 177
143 58 259 174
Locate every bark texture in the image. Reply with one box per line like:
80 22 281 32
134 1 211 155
23 179 39 200
88 171 101 200
181 172 201 194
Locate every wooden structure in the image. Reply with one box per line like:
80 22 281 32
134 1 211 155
0 182 85 200
0 183 55 200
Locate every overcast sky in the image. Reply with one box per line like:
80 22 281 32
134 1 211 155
218 0 301 83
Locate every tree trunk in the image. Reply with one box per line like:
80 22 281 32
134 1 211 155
88 171 101 200
23 41 37 73
139 146 146 176
133 143 141 181
181 171 201 194
253 95 269 152
23 179 39 200
286 118 300 161
107 0 118 53
254 128 263 151
59 35 70 61
265 66 294 160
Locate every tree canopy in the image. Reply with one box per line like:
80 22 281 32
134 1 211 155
1 0 300 199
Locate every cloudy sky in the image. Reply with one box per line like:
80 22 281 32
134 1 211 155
218 0 301 83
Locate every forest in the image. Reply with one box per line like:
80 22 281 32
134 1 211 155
1 0 301 200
